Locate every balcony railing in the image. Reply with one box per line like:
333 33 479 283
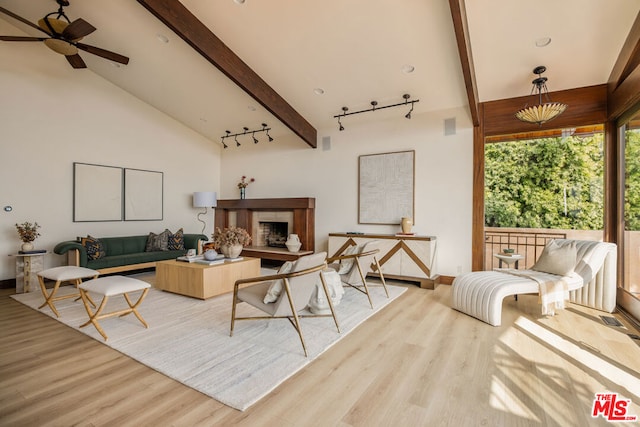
484 229 567 270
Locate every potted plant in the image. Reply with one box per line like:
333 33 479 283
15 221 41 252
212 226 251 258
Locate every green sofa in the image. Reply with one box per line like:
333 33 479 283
54 233 207 274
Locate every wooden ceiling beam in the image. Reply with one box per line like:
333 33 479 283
136 0 317 148
608 12 640 120
449 0 479 127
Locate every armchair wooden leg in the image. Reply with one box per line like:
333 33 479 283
373 257 390 298
282 278 308 357
356 261 374 309
230 288 239 337
319 272 340 333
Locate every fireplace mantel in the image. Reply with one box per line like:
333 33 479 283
214 198 315 260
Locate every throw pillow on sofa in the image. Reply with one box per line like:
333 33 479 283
81 235 106 260
168 228 185 251
146 229 170 252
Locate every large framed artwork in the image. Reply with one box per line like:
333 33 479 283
124 168 163 221
358 150 415 224
73 162 123 222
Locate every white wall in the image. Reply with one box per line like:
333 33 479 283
218 108 474 277
0 27 221 280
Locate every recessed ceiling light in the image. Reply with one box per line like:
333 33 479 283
535 37 551 47
313 88 325 95
247 105 257 111
110 62 121 68
199 117 208 123
156 34 169 43
234 0 246 4
402 64 415 74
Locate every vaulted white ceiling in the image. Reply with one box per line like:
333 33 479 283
1 0 638 147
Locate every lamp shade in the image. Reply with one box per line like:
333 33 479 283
193 192 217 208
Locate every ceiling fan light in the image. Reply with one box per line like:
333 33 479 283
44 38 77 55
515 102 567 125
38 17 68 35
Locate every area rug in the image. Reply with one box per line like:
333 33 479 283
11 281 405 411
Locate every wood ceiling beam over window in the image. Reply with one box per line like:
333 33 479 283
449 0 479 127
136 0 317 148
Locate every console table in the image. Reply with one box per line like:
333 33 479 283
328 233 439 289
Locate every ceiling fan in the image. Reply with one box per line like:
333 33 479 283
0 0 129 69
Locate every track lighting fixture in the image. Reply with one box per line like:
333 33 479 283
334 94 419 131
263 123 274 142
220 124 273 147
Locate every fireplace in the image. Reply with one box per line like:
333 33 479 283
259 221 288 247
214 198 315 262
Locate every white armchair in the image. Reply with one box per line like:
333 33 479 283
326 240 389 308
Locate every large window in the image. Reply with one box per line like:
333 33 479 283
622 114 640 294
484 127 604 269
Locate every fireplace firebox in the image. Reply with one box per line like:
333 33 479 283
259 221 288 247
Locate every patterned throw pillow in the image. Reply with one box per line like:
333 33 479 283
146 229 170 252
168 228 185 251
81 235 106 260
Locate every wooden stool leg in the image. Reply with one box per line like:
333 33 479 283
74 277 97 307
79 290 110 341
122 289 150 328
38 277 62 318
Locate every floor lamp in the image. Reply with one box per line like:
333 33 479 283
193 192 217 236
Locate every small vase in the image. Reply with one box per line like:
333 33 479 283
401 217 413 234
21 242 34 252
240 187 246 199
221 244 243 259
285 234 302 253
203 249 218 260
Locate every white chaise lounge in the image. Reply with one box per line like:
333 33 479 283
451 239 617 326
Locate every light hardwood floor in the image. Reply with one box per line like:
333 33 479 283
1 276 639 426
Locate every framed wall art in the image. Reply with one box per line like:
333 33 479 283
73 162 123 222
358 150 415 224
124 168 163 221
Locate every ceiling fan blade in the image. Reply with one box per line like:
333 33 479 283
62 18 96 40
0 36 47 42
0 7 51 36
66 54 87 69
76 42 129 65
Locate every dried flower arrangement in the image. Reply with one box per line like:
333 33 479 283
15 221 41 243
211 226 252 248
237 176 255 189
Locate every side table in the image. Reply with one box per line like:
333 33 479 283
11 252 47 293
494 253 524 269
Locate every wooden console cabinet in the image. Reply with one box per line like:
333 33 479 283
328 233 439 289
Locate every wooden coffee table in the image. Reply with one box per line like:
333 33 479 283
155 257 261 299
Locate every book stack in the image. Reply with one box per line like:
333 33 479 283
18 249 47 254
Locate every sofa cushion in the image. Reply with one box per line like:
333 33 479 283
81 236 106 260
146 230 170 251
168 228 185 251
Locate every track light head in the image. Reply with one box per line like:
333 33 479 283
234 135 240 147
405 111 411 119
252 132 259 144
221 136 228 149
266 129 274 142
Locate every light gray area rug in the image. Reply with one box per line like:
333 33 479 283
11 281 405 411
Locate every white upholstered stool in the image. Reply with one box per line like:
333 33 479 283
78 276 151 341
37 266 100 317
